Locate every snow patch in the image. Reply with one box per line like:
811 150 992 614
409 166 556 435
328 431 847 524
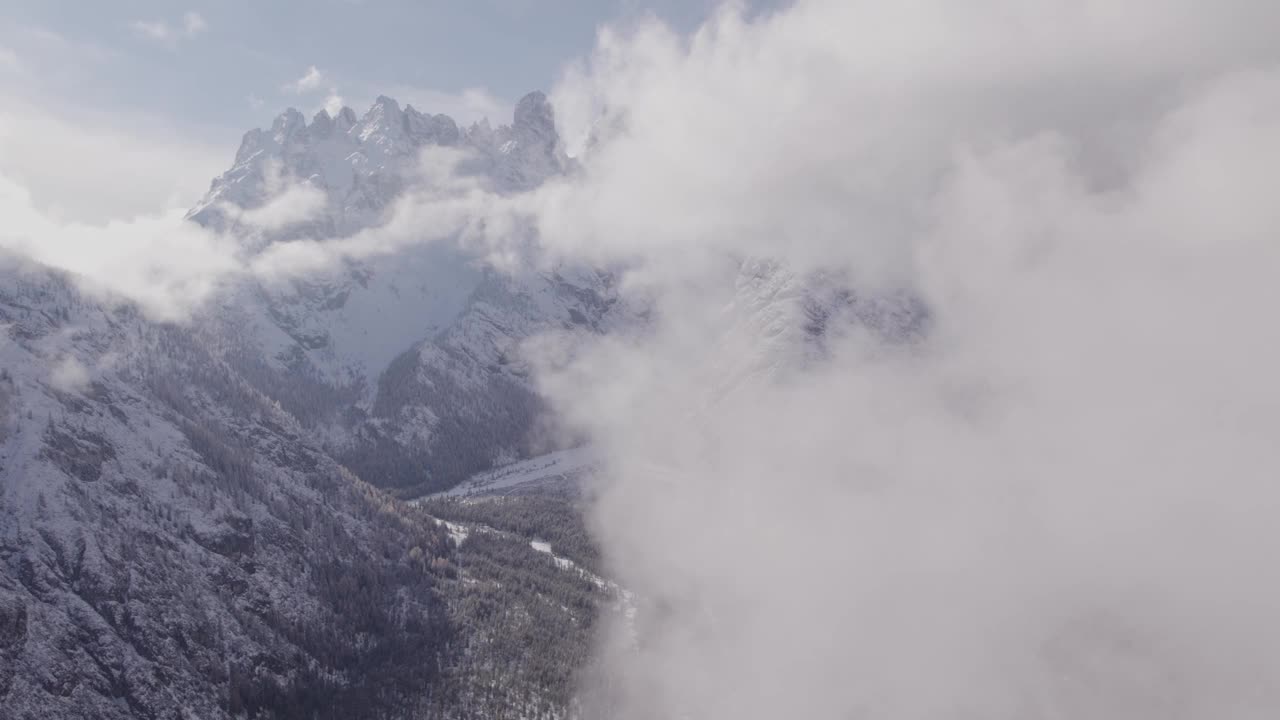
441 446 597 497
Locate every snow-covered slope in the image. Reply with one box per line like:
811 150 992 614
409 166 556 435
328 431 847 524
180 89 917 499
434 446 598 498
0 252 629 719
0 258 455 718
184 92 619 496
0 86 928 719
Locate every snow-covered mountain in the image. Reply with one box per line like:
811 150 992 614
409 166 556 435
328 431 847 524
185 92 623 496
0 90 627 719
0 255 618 719
188 91 566 238
0 88 924 718
0 259 458 717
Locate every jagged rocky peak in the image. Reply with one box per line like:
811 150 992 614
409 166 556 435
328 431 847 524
513 90 556 141
359 95 404 139
306 106 362 140
405 104 461 146
229 95 475 162
355 96 460 148
481 90 566 191
335 105 358 131
192 90 565 230
310 108 334 136
224 90 560 173
271 107 307 138
232 107 310 163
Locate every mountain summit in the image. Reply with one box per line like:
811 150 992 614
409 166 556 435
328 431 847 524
0 83 922 720
188 91 567 239
180 91 619 497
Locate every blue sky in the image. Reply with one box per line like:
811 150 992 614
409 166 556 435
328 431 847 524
2 1 737 137
0 1 773 221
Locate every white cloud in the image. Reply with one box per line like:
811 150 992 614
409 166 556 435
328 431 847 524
6 31 1280 720
48 356 90 394
248 148 486 281
285 65 326 94
235 184 326 231
486 2 1280 718
0 170 242 321
130 20 173 42
217 161 328 232
0 84 240 320
0 84 480 320
130 11 208 47
323 90 345 116
0 94 225 223
182 11 208 36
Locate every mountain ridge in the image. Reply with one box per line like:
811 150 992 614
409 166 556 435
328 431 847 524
187 90 564 239
180 89 619 496
0 84 923 718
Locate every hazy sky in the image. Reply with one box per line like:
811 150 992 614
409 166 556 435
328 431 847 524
0 1 775 221
0 1 755 140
